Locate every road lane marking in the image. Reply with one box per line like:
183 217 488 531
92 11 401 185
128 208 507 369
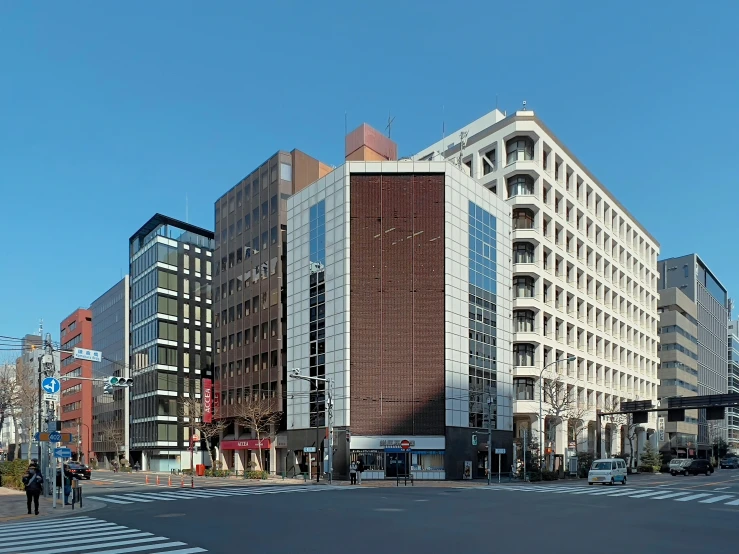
649 492 691 500
724 498 739 506
86 495 133 504
627 491 667 498
699 495 735 504
675 493 713 502
713 486 730 490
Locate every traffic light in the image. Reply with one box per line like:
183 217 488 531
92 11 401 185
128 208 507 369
107 377 133 387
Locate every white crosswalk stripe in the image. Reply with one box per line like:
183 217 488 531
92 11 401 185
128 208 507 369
475 484 739 507
0 516 207 553
87 485 351 506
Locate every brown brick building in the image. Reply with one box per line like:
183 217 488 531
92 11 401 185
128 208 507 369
286 126 514 480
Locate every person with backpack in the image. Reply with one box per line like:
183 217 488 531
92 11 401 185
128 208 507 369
22 466 44 515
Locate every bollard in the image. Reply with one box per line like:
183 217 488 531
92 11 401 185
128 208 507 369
181 476 184 487
156 475 160 486
168 476 172 487
145 475 149 485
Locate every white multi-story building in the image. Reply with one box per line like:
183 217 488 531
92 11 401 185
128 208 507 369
414 108 661 465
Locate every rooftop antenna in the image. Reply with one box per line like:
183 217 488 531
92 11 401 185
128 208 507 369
522 100 527 111
442 104 446 155
458 130 469 170
386 111 395 139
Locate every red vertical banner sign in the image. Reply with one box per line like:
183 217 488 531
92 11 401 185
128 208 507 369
203 378 213 423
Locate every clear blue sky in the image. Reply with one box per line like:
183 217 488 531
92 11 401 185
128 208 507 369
1 1 737 350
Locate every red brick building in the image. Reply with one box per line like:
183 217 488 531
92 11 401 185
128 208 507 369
59 309 94 463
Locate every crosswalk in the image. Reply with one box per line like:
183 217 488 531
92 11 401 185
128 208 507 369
477 484 739 507
87 484 350 505
0 515 206 553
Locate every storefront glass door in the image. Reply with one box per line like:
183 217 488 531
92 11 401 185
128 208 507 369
385 452 409 478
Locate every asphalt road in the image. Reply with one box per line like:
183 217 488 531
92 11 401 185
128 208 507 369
57 479 738 554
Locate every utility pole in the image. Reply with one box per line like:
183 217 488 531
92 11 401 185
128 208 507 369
487 395 493 486
291 369 334 484
77 420 82 463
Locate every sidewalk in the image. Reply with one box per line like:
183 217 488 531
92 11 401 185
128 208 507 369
0 487 104 524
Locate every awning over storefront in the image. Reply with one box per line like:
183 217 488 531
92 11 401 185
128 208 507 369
220 439 271 450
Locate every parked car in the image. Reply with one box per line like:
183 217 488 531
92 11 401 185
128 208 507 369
64 462 92 480
682 459 714 476
719 457 739 469
669 459 690 475
588 458 628 486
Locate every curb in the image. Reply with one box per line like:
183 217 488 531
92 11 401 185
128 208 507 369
0 499 105 524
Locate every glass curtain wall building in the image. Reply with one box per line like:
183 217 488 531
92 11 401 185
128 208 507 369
90 277 130 467
728 320 739 453
129 214 214 472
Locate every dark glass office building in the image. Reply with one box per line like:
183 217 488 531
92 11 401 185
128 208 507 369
129 214 214 472
90 276 130 467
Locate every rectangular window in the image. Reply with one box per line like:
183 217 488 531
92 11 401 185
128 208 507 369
244 213 251 230
262 232 268 250
262 201 268 220
271 226 277 245
237 332 242 347
244 300 250 316
280 162 292 182
183 254 190 270
270 195 278 214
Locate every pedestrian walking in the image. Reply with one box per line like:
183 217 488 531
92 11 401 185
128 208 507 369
22 466 44 515
356 459 364 485
349 461 357 485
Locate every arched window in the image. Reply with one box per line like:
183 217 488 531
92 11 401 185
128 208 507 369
513 276 535 298
514 344 536 367
507 175 534 197
514 310 535 333
512 208 535 230
514 378 535 400
506 137 535 164
513 242 535 264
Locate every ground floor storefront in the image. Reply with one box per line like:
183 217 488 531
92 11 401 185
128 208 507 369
285 428 513 481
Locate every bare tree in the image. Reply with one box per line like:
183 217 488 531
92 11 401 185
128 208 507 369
601 397 638 467
542 376 586 465
179 395 228 465
97 420 124 463
12 360 38 446
233 396 282 472
0 364 15 434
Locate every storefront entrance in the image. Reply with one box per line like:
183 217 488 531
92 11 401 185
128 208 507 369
385 451 410 478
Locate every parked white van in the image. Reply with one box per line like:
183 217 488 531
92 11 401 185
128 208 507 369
588 458 627 486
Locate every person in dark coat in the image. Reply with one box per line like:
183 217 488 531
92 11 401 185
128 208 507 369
22 466 44 515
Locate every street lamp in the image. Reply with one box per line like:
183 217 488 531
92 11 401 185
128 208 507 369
290 368 334 484
538 356 577 471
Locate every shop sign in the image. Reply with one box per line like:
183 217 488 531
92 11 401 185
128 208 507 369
380 439 416 448
220 439 271 450
203 379 212 423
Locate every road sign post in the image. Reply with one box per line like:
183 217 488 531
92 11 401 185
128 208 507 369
54 447 72 459
495 448 505 483
41 377 60 395
73 348 102 363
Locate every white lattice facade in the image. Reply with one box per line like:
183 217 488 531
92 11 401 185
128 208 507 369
415 109 661 461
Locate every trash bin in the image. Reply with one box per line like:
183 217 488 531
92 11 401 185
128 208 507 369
196 464 206 477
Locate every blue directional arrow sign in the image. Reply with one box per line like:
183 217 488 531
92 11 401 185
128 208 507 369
42 377 61 394
53 447 72 459
49 432 62 442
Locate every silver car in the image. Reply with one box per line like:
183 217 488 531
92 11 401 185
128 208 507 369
669 458 690 476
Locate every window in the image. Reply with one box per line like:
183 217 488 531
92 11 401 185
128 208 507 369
514 344 535 366
244 214 251 230
506 137 534 164
514 378 535 400
270 194 278 214
236 190 242 207
514 310 535 333
271 226 278 245
512 208 535 230
280 162 292 181
513 276 535 298
262 201 268 220
513 242 535 264
507 175 534 197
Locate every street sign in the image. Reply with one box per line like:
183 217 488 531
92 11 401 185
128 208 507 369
400 439 411 451
494 448 505 455
53 447 72 459
73 347 102 363
471 434 478 446
657 417 665 442
43 393 57 402
304 446 317 453
49 432 62 443
34 432 74 442
41 377 60 395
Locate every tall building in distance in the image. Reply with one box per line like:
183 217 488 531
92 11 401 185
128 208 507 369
414 108 661 465
91 277 130 467
128 214 214 471
727 320 738 453
287 126 514 480
213 150 331 474
59 309 94 463
658 254 729 455
656 288 699 457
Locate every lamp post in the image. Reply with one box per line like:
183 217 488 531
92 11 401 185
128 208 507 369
538 356 577 470
290 369 334 484
487 395 493 485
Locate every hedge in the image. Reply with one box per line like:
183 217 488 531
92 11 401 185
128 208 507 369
0 460 32 491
